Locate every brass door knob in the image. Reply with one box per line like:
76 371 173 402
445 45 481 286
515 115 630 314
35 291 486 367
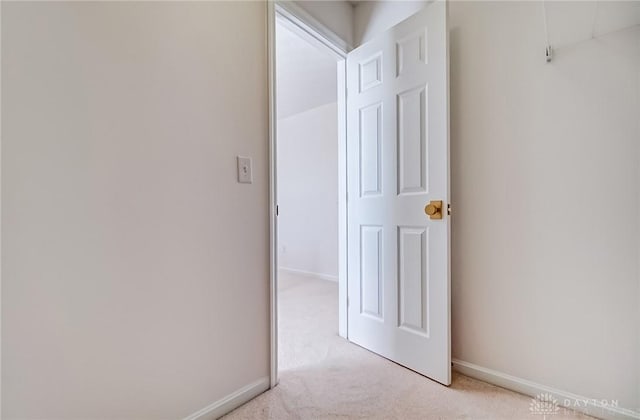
424 200 443 220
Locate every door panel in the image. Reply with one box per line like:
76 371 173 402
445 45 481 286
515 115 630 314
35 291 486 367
398 85 428 194
360 225 383 319
398 226 429 337
359 103 383 197
347 0 450 385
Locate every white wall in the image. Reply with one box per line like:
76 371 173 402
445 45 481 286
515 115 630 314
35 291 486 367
278 102 339 279
276 21 338 118
355 0 640 415
1 2 269 419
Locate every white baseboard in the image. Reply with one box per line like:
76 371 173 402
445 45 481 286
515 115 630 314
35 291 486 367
453 359 639 420
279 266 338 282
183 376 270 420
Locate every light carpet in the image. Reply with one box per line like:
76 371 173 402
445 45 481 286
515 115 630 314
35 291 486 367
223 271 592 420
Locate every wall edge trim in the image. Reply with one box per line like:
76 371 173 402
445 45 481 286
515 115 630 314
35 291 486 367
182 377 270 420
452 359 640 420
276 1 352 54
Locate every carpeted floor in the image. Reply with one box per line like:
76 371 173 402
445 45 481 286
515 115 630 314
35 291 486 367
223 272 591 420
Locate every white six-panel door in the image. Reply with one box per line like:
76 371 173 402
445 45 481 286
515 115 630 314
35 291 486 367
346 0 450 385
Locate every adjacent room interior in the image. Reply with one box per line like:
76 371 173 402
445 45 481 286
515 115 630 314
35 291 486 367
275 18 340 372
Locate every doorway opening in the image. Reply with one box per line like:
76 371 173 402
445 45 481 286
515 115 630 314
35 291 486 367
269 0 451 390
271 4 349 384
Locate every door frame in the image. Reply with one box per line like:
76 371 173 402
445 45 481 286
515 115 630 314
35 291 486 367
268 0 350 388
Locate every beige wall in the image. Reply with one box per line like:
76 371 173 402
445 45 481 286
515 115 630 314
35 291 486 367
449 2 639 412
1 2 269 418
354 0 640 414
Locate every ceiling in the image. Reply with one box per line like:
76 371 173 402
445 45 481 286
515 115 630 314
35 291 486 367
545 1 640 48
276 21 338 119
275 1 638 120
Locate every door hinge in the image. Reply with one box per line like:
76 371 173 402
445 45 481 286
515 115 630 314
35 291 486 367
447 203 451 216
276 205 279 216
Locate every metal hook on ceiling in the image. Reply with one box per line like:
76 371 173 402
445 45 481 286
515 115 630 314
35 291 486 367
545 45 554 63
542 0 553 63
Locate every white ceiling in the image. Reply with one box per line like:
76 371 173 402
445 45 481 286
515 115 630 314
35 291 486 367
275 1 638 120
276 21 338 119
545 1 640 48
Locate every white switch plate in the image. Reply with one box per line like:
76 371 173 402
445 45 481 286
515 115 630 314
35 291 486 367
237 156 253 184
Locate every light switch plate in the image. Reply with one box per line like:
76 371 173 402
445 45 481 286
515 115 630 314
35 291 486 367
237 156 253 184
